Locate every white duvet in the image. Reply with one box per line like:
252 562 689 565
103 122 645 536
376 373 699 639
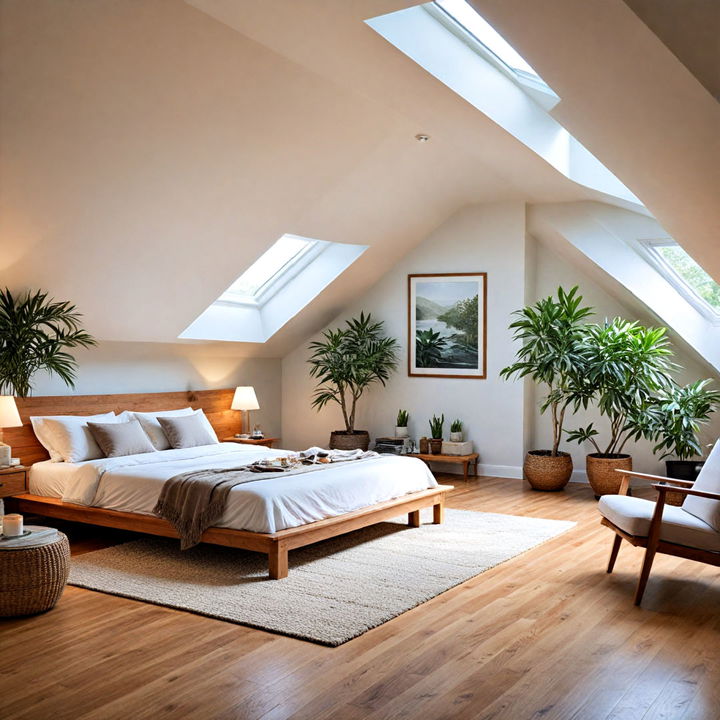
28 443 438 533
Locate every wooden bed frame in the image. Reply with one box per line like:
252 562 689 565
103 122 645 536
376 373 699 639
6 389 452 579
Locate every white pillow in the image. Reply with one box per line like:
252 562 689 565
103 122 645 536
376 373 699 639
31 412 117 462
40 412 131 463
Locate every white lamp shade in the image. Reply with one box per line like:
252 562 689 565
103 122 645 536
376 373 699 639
0 396 22 428
231 386 259 411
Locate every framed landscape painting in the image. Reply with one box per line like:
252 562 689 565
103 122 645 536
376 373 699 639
408 273 487 379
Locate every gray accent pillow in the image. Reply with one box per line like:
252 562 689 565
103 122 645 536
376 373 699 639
157 413 215 449
87 419 156 458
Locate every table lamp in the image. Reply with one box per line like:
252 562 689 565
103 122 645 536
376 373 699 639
231 386 259 436
0 396 22 467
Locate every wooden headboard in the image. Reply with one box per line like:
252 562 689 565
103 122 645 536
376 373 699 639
3 388 240 466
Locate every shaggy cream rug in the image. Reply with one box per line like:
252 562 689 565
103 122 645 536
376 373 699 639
68 509 575 645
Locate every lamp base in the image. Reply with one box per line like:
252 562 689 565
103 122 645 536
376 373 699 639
0 443 11 467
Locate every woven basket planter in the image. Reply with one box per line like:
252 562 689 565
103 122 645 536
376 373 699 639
586 454 632 497
523 451 573 491
329 431 370 451
0 533 70 617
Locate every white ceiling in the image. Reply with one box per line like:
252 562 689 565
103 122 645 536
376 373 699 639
1 0 715 357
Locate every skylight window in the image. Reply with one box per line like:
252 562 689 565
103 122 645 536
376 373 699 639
643 240 720 320
221 234 322 305
433 0 552 93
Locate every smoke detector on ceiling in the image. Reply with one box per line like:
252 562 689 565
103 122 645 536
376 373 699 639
415 134 430 142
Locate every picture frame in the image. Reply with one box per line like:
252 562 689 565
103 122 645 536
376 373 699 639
408 273 487 379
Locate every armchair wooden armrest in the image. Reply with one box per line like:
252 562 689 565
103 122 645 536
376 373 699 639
614 469 695 496
650 483 720 502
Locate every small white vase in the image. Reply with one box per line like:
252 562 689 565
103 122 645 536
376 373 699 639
395 426 409 438
449 431 463 442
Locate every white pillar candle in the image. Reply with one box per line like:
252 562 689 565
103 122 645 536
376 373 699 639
3 513 23 537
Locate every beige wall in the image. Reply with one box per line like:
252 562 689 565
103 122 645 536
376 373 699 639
282 202 528 475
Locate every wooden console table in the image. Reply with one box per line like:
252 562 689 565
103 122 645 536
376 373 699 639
407 452 479 479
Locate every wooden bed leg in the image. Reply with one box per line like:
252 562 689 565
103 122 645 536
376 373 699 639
607 534 622 573
433 502 444 524
408 509 421 527
268 542 288 580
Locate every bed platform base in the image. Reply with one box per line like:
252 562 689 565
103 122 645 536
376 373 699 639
14 485 453 579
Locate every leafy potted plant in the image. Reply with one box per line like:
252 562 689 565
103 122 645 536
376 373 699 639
428 414 444 454
308 312 398 451
395 409 409 438
449 419 463 442
500 286 593 491
565 319 677 496
648 380 720 503
0 289 96 396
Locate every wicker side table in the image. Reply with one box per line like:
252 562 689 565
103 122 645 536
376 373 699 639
0 531 70 617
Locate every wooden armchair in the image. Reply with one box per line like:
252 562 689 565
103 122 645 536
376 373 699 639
597 442 720 605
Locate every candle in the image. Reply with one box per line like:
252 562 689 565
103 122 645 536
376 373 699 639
3 514 23 537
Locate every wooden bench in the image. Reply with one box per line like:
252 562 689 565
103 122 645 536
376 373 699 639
407 452 479 479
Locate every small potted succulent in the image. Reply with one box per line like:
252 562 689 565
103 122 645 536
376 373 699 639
429 414 444 454
449 419 463 442
395 409 409 438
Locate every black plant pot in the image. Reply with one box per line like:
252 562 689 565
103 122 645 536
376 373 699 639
665 460 705 482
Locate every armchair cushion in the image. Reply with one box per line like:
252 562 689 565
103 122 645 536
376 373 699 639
599 495 720 552
683 440 720 531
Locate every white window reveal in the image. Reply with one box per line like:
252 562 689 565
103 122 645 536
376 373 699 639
640 239 720 322
180 234 367 343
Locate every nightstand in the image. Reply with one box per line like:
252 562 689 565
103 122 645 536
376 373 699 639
223 437 280 449
0 465 27 498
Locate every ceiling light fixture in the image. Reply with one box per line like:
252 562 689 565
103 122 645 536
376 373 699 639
415 134 430 142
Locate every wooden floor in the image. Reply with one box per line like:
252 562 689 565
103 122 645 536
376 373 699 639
1 476 718 720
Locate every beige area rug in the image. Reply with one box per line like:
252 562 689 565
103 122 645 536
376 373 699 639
68 509 575 646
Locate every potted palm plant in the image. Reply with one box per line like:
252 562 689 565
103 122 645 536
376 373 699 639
0 288 96 396
308 312 398 451
395 409 409 438
428 414 444 454
500 286 593 491
565 319 677 496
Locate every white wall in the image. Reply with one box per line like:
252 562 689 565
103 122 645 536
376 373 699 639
282 202 528 477
30 342 282 439
529 238 720 478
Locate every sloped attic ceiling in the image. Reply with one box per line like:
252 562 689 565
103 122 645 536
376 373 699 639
0 0 630 357
471 0 719 285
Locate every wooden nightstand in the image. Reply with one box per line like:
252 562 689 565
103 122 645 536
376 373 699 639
0 465 27 498
223 437 280 449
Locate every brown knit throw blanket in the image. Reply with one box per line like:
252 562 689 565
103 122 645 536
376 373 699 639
153 460 369 549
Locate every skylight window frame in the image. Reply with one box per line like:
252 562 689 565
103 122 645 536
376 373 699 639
638 238 720 324
219 236 327 309
426 1 557 99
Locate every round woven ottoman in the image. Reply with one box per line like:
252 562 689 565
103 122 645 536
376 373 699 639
0 531 70 617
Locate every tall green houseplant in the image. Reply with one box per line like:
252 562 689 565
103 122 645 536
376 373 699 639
0 289 96 397
308 312 398 450
500 286 593 491
565 319 678 458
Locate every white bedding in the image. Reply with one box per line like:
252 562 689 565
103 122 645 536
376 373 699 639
28 443 438 533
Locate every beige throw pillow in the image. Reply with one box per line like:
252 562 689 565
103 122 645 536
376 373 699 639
157 413 216 449
87 419 156 458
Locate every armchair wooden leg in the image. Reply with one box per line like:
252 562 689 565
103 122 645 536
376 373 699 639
634 545 657 606
607 534 622 573
634 488 666 606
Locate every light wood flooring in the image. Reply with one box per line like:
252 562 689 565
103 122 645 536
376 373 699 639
1 477 718 720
